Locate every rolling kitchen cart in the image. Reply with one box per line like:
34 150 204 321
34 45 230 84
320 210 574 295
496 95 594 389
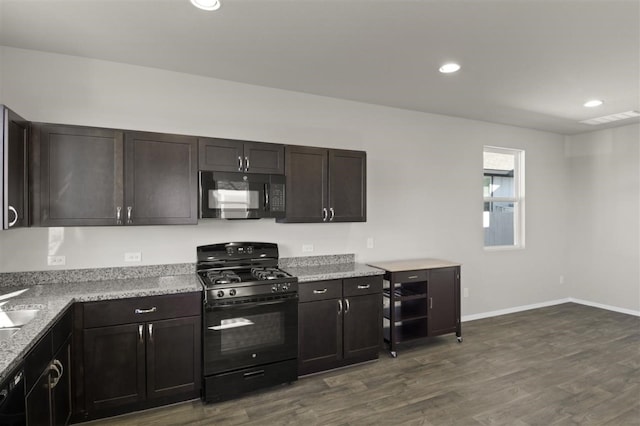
367 259 462 357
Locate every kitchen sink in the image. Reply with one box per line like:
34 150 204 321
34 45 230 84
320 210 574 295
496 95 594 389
0 309 40 328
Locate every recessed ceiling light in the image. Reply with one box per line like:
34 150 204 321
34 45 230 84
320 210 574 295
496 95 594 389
583 99 604 108
191 0 221 11
439 63 461 74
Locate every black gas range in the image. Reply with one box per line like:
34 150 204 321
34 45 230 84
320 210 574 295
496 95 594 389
196 242 298 403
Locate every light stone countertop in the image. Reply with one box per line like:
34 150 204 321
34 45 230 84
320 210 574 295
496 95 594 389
367 258 461 272
0 274 201 384
282 262 385 283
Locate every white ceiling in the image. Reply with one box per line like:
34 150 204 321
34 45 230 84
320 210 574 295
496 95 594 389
1 0 639 135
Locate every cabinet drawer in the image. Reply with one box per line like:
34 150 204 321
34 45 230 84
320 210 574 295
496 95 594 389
52 306 72 353
83 292 201 328
343 276 382 297
390 270 427 284
298 280 342 302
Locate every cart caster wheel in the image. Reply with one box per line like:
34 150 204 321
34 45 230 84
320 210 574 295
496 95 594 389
457 336 463 343
390 351 398 358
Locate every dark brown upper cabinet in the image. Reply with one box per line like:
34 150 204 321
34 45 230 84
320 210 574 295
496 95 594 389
278 146 366 223
124 131 198 225
31 124 198 226
1 105 29 229
199 137 284 174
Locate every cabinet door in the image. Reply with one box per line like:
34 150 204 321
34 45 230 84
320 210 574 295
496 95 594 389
146 316 201 401
427 267 459 336
83 324 146 412
198 137 244 172
343 293 381 360
298 299 342 375
243 142 284 174
2 106 29 229
282 146 327 223
328 149 366 222
124 132 198 225
26 367 52 426
51 341 72 426
33 124 123 226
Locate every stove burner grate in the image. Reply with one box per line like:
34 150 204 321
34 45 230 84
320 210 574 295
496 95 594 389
251 267 291 281
206 270 241 285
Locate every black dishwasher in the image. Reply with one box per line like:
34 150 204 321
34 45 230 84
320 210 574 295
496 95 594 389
0 367 25 426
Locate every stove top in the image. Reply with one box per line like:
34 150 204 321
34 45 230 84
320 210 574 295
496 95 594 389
198 267 295 289
196 242 298 302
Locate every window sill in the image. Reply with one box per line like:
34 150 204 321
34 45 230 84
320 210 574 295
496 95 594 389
483 245 525 252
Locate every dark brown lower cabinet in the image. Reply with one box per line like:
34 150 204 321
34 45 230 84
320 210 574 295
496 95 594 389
298 276 383 375
371 262 461 357
25 307 73 426
77 293 201 422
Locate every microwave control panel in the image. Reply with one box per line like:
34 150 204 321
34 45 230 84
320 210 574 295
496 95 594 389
270 183 285 212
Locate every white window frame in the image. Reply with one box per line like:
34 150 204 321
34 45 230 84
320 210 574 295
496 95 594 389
483 146 525 250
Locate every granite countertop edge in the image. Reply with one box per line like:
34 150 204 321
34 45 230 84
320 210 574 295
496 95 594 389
283 263 385 283
0 274 201 384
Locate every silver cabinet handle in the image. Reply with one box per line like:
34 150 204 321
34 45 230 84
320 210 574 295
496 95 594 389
49 360 62 388
127 206 132 224
408 275 418 279
338 299 342 314
245 156 249 171
7 206 18 227
329 207 335 221
138 324 144 342
430 297 433 309
322 208 328 221
134 307 157 314
344 298 350 313
313 288 327 294
357 284 370 289
238 156 243 171
148 323 153 342
116 206 122 225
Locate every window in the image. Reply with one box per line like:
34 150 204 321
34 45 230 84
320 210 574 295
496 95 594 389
483 146 525 248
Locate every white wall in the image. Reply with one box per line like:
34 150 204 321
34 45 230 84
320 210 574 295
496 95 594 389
565 124 640 312
0 47 570 317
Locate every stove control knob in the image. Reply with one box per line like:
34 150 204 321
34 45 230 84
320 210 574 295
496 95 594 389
217 290 225 298
272 285 278 293
229 289 237 296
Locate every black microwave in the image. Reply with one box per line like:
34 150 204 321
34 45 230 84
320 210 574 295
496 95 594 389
199 171 286 219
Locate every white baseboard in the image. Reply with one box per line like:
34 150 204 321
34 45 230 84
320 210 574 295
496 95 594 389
569 298 640 317
462 297 640 322
461 298 571 322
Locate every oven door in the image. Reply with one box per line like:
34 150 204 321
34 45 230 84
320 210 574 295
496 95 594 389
200 171 270 219
203 294 298 375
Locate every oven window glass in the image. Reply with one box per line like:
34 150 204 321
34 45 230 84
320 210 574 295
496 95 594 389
215 312 284 353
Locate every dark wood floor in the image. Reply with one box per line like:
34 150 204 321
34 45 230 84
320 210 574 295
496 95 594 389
87 303 640 425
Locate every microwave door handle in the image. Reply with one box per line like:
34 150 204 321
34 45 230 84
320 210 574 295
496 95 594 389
264 184 269 210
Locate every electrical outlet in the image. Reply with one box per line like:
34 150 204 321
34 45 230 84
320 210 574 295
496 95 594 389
302 244 314 253
47 255 66 266
559 275 564 284
124 252 142 262
366 237 374 249
463 288 469 298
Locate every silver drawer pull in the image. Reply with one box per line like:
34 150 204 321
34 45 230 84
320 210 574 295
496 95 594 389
313 288 328 294
134 307 157 314
357 284 370 289
8 206 18 227
408 275 418 279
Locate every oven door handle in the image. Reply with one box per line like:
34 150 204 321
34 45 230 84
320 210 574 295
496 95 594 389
207 298 296 311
